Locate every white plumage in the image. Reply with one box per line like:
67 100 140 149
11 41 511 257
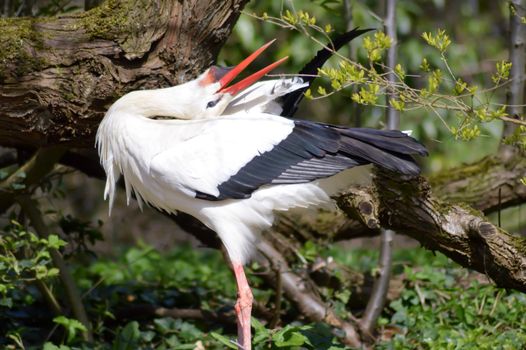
96 76 334 263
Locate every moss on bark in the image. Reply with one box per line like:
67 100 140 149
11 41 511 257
0 17 46 81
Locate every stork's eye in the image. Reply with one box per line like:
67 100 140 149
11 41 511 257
206 96 223 109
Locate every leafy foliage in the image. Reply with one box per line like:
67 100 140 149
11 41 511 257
221 1 524 171
3 240 526 349
0 220 65 307
250 8 522 150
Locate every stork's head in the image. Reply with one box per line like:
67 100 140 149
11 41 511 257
195 40 288 118
107 41 287 120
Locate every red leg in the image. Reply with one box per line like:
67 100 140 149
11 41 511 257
232 262 253 350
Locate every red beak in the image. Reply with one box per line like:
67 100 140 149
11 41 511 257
217 40 288 95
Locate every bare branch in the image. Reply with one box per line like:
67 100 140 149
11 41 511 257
359 229 394 337
115 304 236 326
256 239 363 348
338 169 526 293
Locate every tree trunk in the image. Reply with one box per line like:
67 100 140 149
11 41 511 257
0 0 248 148
500 0 525 148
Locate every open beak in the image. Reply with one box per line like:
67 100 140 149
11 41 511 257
217 40 288 96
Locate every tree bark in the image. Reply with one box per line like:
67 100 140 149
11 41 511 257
429 153 526 214
337 169 526 293
0 0 248 148
269 161 526 293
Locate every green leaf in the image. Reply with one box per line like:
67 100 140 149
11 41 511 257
154 317 177 334
10 183 26 190
177 321 202 341
335 290 351 304
47 234 67 250
272 325 310 347
422 29 451 52
492 60 512 84
252 317 270 344
43 343 71 350
35 264 49 279
0 297 13 308
210 332 238 349
53 316 87 344
113 321 141 350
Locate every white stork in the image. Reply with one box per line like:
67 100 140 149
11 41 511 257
96 34 427 350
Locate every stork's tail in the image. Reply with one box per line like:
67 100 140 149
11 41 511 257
337 127 428 175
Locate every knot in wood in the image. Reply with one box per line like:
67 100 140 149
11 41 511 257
358 201 373 216
478 222 497 237
466 218 497 238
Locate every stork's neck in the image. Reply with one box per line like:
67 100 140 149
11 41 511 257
110 85 198 120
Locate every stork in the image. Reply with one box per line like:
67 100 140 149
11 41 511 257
96 30 427 350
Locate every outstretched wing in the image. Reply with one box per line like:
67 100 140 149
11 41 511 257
149 114 427 201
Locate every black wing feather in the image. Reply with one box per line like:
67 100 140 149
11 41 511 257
194 27 428 202
198 120 426 201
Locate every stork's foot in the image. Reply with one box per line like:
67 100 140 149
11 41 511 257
233 262 253 350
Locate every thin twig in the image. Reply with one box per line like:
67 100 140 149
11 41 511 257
34 279 63 316
500 115 526 127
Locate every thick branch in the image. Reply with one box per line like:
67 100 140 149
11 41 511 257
429 153 526 214
256 239 363 348
0 0 247 148
338 169 526 293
